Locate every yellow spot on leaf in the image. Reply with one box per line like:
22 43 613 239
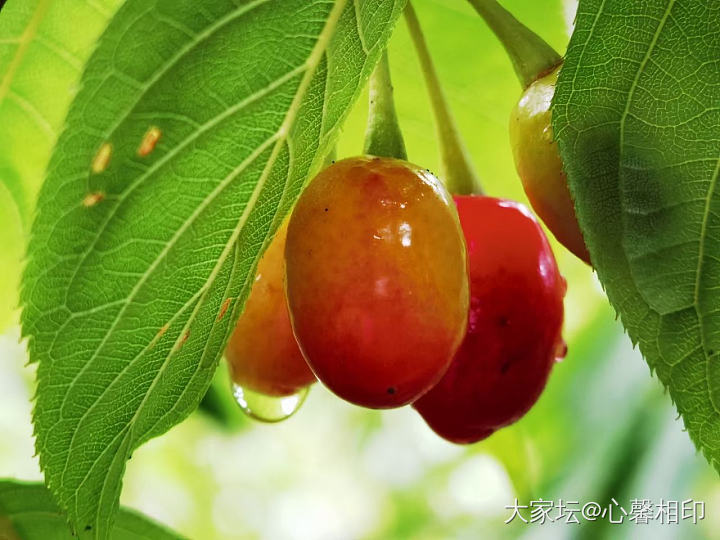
91 143 112 173
217 297 233 321
177 330 190 350
137 126 161 157
82 191 105 207
149 323 170 349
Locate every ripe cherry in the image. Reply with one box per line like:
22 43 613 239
285 156 469 409
225 219 315 397
413 196 565 443
509 64 591 264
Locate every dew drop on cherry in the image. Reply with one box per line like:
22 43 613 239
231 381 309 423
554 339 568 362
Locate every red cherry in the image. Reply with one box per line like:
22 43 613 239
509 64 590 264
285 156 469 409
414 195 565 443
225 219 315 397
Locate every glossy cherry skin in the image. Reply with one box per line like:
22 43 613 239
509 64 591 264
285 156 469 409
225 219 315 397
413 196 565 443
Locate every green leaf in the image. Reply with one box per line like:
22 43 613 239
196 359 248 431
0 480 183 540
553 0 720 471
0 0 122 330
21 0 405 536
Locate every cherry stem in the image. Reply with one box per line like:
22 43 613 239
404 2 482 196
363 50 407 161
467 0 562 88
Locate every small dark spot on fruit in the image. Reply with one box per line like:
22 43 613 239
387 387 396 395
324 207 328 212
84 525 92 531
500 361 511 374
497 315 509 327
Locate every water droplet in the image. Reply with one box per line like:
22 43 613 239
92 143 112 173
560 276 568 297
138 126 162 156
232 382 309 423
554 339 568 362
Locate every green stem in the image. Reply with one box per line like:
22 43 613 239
404 2 482 196
467 0 562 88
363 50 407 160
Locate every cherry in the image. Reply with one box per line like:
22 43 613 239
225 219 315 397
509 64 591 264
285 156 469 409
413 195 565 443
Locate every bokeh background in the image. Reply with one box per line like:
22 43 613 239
1 0 717 538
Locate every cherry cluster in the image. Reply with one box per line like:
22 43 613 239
225 154 565 444
223 2 588 444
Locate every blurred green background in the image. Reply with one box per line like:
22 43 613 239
0 0 717 538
